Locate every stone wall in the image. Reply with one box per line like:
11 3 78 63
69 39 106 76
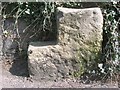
28 7 103 81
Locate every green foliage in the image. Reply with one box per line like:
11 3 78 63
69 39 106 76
100 2 120 77
56 2 82 8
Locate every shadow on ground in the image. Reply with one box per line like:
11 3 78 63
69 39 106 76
9 51 29 77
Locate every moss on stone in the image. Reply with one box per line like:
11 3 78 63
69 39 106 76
72 39 102 78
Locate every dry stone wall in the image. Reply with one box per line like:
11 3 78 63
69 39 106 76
28 7 103 81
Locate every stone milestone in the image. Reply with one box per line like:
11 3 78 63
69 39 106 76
28 7 103 81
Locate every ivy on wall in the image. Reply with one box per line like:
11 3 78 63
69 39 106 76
100 2 120 79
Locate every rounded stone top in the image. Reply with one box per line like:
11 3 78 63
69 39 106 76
57 7 101 14
57 7 103 26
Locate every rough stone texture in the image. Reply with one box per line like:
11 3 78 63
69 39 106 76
1 17 56 76
28 7 103 81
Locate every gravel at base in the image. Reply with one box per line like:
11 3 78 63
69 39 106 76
1 61 118 88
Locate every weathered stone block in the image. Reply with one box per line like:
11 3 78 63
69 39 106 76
28 7 103 81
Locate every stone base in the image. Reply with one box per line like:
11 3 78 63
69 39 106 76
28 7 103 81
28 41 75 81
